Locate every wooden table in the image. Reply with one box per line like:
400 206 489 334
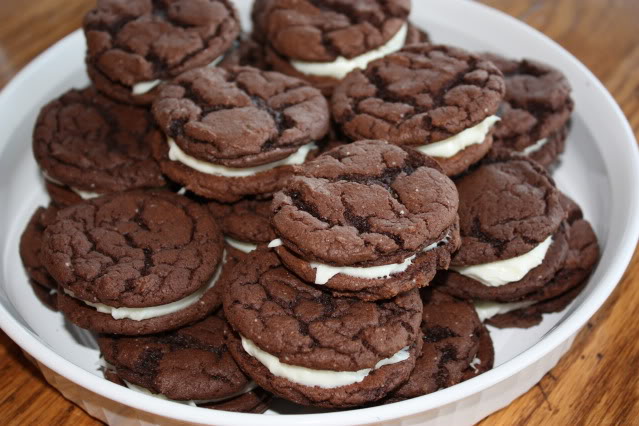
0 0 637 424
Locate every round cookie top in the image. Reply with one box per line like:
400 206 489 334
42 191 223 308
271 140 459 265
223 249 423 371
152 66 330 168
208 198 276 244
332 43 506 146
388 288 481 401
452 156 564 266
99 314 251 401
33 87 165 194
483 53 574 152
83 0 240 88
257 0 410 61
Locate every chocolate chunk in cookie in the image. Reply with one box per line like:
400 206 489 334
483 54 574 168
332 44 506 175
33 87 165 206
42 191 228 335
84 0 240 104
151 66 329 202
100 313 270 412
223 249 423 408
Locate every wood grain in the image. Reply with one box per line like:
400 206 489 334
0 0 637 424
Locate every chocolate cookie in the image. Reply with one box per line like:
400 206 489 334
486 198 599 328
20 204 59 292
33 87 165 206
84 0 240 105
208 197 275 254
42 191 227 335
100 314 271 412
483 54 574 168
151 66 330 202
332 44 506 176
461 325 494 381
270 140 460 300
384 289 482 402
438 156 568 302
223 249 423 408
264 21 430 95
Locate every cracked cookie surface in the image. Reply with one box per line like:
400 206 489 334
98 314 258 402
84 0 240 104
483 54 573 166
42 190 223 308
385 289 482 402
331 44 505 146
223 249 423 372
258 0 410 62
263 21 430 96
452 156 565 266
33 87 165 195
208 197 276 244
153 66 329 167
272 140 459 266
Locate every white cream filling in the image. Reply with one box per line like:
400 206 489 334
168 138 316 177
416 115 500 158
123 380 257 406
132 55 225 95
452 236 553 287
241 335 410 389
310 234 450 285
290 23 408 79
42 172 102 200
268 239 283 248
521 138 548 155
225 237 258 254
469 357 481 373
474 300 536 322
65 251 226 321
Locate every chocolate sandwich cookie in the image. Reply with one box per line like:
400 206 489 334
223 249 423 408
271 140 460 301
332 44 506 176
482 195 599 328
256 0 428 95
384 289 484 402
84 0 240 105
208 197 276 254
42 191 228 335
437 156 569 302
483 54 574 168
33 87 165 207
151 66 330 202
100 314 270 413
19 204 60 310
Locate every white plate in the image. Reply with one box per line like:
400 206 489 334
1 0 638 424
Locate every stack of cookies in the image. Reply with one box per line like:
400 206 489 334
17 0 600 416
222 140 493 407
435 157 599 328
